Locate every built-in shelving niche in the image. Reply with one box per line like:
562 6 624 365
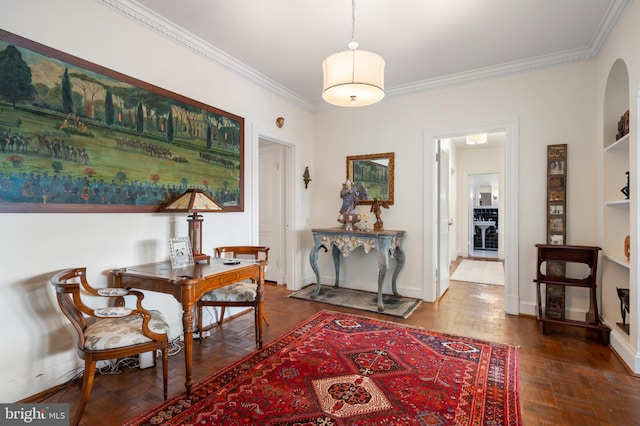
601 58 638 373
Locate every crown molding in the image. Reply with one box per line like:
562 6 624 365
590 0 631 52
386 47 596 99
99 0 630 112
386 0 631 101
97 0 314 110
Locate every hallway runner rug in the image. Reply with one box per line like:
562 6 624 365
125 310 521 425
451 259 505 286
289 284 422 318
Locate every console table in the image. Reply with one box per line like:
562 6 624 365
309 228 406 311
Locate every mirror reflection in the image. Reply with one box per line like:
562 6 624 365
477 185 493 206
346 152 394 205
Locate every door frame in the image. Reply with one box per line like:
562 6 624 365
423 119 519 315
436 140 451 299
252 125 296 289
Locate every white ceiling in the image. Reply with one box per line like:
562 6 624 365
106 0 629 110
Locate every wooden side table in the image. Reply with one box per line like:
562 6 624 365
533 244 610 343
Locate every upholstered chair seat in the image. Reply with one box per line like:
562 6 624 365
84 310 169 351
199 282 257 303
198 246 269 347
51 268 169 426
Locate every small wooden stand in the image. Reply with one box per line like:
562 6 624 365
534 244 610 344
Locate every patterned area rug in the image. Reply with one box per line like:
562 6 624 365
125 310 521 425
451 259 505 286
289 284 422 318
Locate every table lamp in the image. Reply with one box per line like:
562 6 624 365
163 188 222 263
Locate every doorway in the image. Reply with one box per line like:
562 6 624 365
258 137 294 286
468 173 500 259
425 119 519 315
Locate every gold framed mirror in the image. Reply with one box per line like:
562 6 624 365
346 152 394 205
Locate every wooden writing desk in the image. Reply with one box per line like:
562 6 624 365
309 228 406 311
109 258 265 395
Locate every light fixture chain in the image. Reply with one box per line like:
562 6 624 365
351 0 356 43
348 0 359 50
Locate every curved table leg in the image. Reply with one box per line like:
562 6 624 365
377 248 390 311
309 243 322 298
391 246 405 296
332 245 341 288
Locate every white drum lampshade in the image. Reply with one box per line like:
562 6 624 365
322 49 385 107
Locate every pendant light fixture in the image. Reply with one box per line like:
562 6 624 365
466 134 488 145
322 0 385 107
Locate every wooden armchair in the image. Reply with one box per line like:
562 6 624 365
50 268 169 426
197 246 269 347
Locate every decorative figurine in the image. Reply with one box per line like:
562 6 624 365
337 180 360 230
621 171 630 199
625 235 630 261
360 213 370 231
616 287 630 335
370 197 390 231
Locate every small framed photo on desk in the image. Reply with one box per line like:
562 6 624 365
169 237 194 269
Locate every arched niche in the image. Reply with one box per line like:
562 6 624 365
603 58 629 147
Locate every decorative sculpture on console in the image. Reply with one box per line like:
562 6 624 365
337 180 360 230
371 197 390 231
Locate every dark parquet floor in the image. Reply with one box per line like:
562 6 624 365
38 258 640 425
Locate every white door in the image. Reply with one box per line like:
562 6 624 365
259 142 284 283
437 141 451 298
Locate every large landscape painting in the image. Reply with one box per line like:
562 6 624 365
0 29 243 213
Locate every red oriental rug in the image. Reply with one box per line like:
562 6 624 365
126 310 521 425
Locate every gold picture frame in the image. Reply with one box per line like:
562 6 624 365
346 152 394 205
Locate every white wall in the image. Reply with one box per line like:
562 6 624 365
313 60 599 317
0 0 314 402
